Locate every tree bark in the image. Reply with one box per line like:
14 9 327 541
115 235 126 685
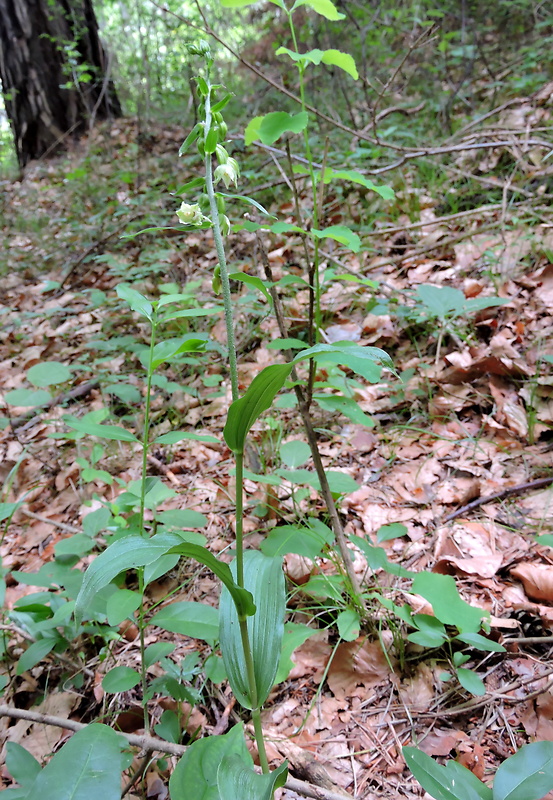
0 0 121 167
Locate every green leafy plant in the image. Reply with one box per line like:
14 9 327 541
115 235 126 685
404 740 553 800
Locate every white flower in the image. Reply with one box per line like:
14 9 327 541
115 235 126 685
213 157 240 189
176 202 205 225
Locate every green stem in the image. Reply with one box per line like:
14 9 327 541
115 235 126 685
137 568 149 733
204 82 239 403
235 451 245 587
139 316 157 537
137 315 157 733
252 707 270 773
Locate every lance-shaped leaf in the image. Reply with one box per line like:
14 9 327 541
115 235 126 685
218 755 288 800
494 741 553 800
116 283 153 320
170 724 252 800
224 362 293 454
323 167 395 200
310 224 361 252
292 0 345 20
64 418 140 443
147 334 208 369
74 533 255 624
403 747 491 800
276 46 358 80
219 551 285 709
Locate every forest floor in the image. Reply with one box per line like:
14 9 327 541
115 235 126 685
1 101 553 799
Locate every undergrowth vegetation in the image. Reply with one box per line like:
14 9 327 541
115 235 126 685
1 0 553 799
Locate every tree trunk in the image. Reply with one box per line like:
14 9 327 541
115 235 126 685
0 0 122 167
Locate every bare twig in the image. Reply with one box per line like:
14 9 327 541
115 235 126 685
0 704 356 800
444 476 553 523
154 1 553 163
9 380 100 431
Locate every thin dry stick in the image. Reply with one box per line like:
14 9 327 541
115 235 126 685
444 476 553 522
255 233 364 606
0 705 355 800
159 1 553 161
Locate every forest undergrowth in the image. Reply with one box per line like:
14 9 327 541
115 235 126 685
1 28 553 799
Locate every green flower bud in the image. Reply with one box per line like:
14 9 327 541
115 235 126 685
212 265 222 294
215 144 229 164
219 213 231 236
215 194 226 213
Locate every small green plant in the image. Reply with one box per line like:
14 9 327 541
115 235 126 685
404 740 553 800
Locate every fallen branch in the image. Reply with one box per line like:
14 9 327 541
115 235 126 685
0 704 356 800
444 476 553 523
9 380 100 431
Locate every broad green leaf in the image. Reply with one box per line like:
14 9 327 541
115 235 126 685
403 746 491 800
106 589 141 626
269 221 305 235
217 755 288 800
454 632 505 652
536 534 553 547
456 668 486 696
276 47 358 79
260 522 331 559
412 572 487 633
292 0 345 20
275 622 318 684
157 508 208 528
160 307 222 321
148 335 208 369
219 551 285 709
350 535 414 578
229 272 273 304
17 637 57 674
27 362 72 387
377 523 408 542
5 388 52 407
279 440 311 468
224 362 293 454
494 741 553 800
313 394 374 427
54 534 95 557
257 111 309 145
74 534 255 624
116 283 152 320
463 297 508 314
144 642 175 669
154 709 181 744
337 608 360 641
0 502 20 522
408 614 448 647
102 666 141 693
323 168 395 200
244 116 263 146
275 467 358 495
5 743 41 789
150 601 219 645
21 724 125 800
311 225 361 252
154 431 219 445
170 724 252 800
295 342 393 373
64 418 139 443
